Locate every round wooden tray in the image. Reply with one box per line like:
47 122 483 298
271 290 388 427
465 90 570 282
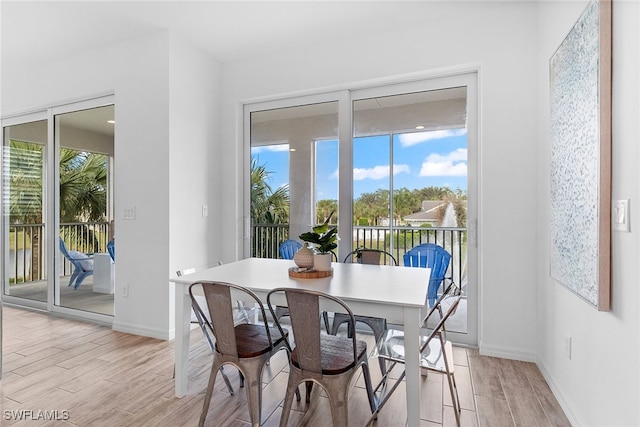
288 267 333 278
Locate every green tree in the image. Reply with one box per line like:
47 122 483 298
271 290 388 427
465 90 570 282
352 185 467 227
393 187 417 223
316 199 337 224
250 157 289 224
8 141 108 275
58 149 108 223
353 189 389 225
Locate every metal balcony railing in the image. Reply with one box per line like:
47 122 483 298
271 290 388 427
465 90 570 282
7 222 111 284
252 224 468 288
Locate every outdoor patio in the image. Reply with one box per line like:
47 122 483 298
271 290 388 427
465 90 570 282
6 276 114 316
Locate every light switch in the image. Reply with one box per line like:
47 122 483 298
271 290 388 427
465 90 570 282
613 199 630 232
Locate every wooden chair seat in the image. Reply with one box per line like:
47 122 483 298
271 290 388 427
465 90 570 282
230 324 288 358
291 334 367 375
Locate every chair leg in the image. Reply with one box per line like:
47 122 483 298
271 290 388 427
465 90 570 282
74 272 91 289
330 316 346 336
373 367 406 417
279 375 299 427
69 270 79 287
219 366 235 395
241 358 267 427
322 311 331 333
305 381 313 403
325 375 352 427
171 363 234 395
360 363 378 413
199 359 222 427
446 371 461 427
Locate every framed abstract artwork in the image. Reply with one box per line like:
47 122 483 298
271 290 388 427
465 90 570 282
549 0 612 311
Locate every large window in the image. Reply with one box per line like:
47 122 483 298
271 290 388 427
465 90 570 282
245 75 477 345
249 101 339 257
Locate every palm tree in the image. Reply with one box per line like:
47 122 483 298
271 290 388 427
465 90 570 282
250 157 289 224
7 141 108 277
250 157 290 258
58 148 108 252
7 142 44 281
58 149 107 223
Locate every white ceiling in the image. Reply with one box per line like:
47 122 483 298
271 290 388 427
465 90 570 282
1 1 469 135
1 1 435 69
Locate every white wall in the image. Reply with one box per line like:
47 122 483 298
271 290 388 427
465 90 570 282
221 1 539 357
536 1 640 426
168 35 224 331
2 32 174 338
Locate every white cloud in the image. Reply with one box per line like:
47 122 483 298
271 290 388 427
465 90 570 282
398 129 467 147
419 148 467 177
251 143 290 153
353 164 410 181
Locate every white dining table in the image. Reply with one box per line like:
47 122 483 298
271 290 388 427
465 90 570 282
170 257 429 426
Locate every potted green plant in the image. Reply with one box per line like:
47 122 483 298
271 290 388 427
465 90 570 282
299 211 337 271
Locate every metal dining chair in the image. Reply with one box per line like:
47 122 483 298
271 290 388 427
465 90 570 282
267 287 377 427
343 247 398 266
190 281 291 427
324 248 399 373
174 268 236 395
371 282 462 426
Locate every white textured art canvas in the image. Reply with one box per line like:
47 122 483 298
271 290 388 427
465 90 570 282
549 0 603 307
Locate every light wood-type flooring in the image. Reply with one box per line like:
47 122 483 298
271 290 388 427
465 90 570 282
0 306 571 426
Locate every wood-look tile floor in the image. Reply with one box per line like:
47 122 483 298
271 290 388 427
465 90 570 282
0 306 571 426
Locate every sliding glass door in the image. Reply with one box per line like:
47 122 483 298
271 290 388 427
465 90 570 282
1 97 115 321
245 73 478 345
55 105 114 316
248 99 339 257
2 117 48 303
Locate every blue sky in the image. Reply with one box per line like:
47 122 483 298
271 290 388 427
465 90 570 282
252 128 467 200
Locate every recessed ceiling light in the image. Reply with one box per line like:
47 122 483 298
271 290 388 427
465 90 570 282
416 125 425 130
107 120 115 124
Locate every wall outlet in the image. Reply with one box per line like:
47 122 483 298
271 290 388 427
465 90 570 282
564 334 572 359
202 204 208 217
122 283 129 298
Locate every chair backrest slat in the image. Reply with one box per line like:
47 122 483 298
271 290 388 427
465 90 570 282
190 281 273 361
285 290 323 373
202 283 238 357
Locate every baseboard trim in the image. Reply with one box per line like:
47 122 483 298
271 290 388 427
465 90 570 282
536 360 581 427
112 321 171 340
478 343 536 362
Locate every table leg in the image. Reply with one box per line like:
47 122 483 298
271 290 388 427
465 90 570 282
175 285 192 397
403 306 421 426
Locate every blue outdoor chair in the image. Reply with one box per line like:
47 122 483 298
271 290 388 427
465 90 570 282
403 243 452 308
59 238 94 290
107 239 115 261
279 239 302 259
